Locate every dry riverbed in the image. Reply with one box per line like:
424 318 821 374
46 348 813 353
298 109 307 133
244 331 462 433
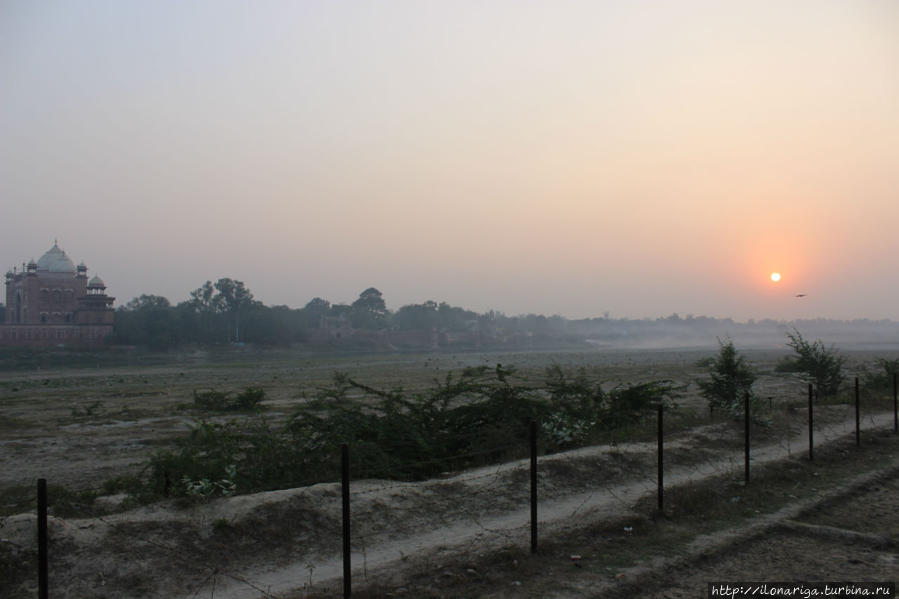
1 348 897 598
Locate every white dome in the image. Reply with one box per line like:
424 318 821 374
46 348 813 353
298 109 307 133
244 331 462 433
88 275 106 288
36 243 76 273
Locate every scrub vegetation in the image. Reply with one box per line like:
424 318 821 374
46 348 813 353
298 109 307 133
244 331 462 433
145 365 677 498
3 345 899 599
782 329 846 397
697 338 757 418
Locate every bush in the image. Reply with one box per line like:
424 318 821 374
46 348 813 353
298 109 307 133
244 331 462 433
785 330 845 397
235 386 265 409
146 419 311 497
143 365 677 499
697 338 756 418
861 358 899 392
192 387 265 411
192 389 230 410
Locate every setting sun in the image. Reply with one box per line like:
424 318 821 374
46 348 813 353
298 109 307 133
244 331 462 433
770 272 782 283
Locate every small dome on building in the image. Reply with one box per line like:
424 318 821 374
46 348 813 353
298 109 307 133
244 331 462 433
36 242 76 273
88 275 106 288
77 261 87 271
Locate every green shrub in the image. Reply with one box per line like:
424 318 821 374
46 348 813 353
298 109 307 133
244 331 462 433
141 365 676 499
192 387 265 411
70 401 104 418
192 389 230 410
46 485 100 518
785 330 845 397
235 386 265 409
860 358 899 392
697 338 756 418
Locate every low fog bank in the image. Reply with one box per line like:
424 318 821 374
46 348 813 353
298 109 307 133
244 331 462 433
6 280 896 354
576 316 899 351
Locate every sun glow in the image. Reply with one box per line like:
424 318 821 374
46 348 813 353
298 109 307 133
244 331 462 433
770 272 782 282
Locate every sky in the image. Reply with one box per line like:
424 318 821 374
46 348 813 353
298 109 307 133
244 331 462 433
1 0 897 321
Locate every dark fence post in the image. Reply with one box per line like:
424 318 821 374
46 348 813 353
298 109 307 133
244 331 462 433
657 404 663 514
341 444 351 599
529 419 537 553
744 392 750 485
855 376 860 447
38 478 48 599
893 372 898 434
808 383 814 461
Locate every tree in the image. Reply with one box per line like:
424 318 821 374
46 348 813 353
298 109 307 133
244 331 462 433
301 297 331 328
437 302 478 331
213 278 258 343
393 301 439 330
186 279 258 343
697 338 756 416
122 295 171 311
241 304 304 346
351 287 388 329
189 281 216 313
187 281 223 343
785 329 845 397
115 294 179 350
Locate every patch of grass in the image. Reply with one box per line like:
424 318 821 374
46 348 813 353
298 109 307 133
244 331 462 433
46 484 103 518
0 485 36 517
101 476 143 496
0 416 35 432
136 366 676 501
70 400 104 418
0 483 107 519
0 542 35 599
211 517 233 533
192 386 265 411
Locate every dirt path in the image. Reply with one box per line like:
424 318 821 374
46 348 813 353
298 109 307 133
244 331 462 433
206 411 897 599
3 410 893 599
620 464 899 599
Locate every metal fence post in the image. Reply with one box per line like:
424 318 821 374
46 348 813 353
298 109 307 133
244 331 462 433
657 404 664 514
855 376 860 447
529 420 537 553
341 444 351 599
894 372 898 434
808 383 814 461
38 478 48 599
744 392 750 484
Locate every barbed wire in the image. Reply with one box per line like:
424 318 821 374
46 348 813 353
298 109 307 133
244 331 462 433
10 389 898 598
41 506 285 599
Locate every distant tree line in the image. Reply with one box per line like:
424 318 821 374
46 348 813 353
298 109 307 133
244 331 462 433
86 280 899 351
113 280 515 350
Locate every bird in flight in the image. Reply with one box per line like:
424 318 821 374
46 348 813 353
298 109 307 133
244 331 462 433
795 294 807 298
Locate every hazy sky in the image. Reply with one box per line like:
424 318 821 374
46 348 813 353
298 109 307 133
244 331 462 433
2 1 897 320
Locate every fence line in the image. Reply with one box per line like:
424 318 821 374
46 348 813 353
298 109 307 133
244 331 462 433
20 379 899 598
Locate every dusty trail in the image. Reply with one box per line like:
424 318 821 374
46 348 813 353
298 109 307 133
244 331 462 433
208 411 896 599
6 409 890 598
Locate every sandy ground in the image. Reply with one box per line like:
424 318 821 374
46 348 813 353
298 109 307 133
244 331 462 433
626 470 899 599
2 349 897 598
2 410 895 598
0 347 824 490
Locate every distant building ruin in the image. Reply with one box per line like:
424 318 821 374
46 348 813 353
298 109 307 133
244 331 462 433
1 241 115 346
